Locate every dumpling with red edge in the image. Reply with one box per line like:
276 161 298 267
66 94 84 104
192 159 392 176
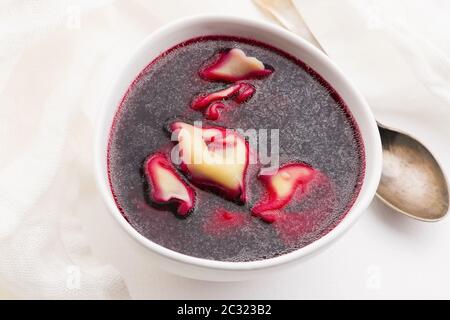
168 121 249 203
252 163 315 215
143 153 196 216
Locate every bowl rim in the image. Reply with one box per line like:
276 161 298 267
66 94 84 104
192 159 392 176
94 14 382 272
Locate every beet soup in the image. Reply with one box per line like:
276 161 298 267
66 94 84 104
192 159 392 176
107 36 365 262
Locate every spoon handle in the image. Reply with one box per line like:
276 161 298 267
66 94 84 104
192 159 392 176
253 0 323 49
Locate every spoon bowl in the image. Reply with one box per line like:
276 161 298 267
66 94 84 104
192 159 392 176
377 124 449 221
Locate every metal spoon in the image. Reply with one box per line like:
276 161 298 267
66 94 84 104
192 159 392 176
254 0 449 221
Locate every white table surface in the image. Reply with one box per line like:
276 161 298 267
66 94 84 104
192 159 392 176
2 0 449 300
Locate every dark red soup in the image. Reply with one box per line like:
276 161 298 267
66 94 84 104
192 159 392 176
108 36 365 262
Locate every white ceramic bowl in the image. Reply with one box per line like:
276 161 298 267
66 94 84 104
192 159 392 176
94 15 382 281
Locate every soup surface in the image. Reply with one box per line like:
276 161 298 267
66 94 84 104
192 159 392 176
108 36 365 262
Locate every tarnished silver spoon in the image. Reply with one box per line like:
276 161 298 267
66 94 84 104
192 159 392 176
254 0 449 221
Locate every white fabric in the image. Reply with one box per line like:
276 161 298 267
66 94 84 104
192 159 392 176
1 0 449 299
